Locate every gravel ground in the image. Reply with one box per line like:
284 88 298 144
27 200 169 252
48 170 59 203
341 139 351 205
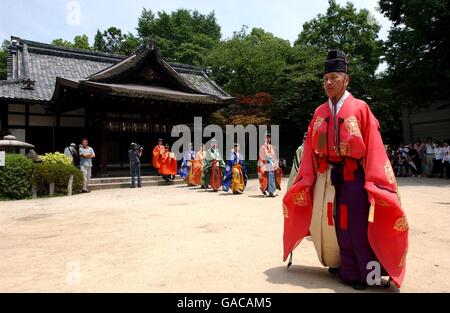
0 177 449 293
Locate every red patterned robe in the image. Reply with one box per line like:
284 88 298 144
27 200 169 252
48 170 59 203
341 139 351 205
152 144 165 170
159 151 177 176
283 93 409 288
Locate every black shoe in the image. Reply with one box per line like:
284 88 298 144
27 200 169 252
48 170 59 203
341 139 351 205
328 267 340 275
351 282 367 291
81 190 90 193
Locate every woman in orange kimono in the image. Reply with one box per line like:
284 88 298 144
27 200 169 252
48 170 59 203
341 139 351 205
191 144 206 187
283 50 408 290
152 138 165 172
159 144 177 182
257 132 283 197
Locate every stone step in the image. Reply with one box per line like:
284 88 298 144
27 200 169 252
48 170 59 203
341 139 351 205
90 176 168 184
89 178 184 191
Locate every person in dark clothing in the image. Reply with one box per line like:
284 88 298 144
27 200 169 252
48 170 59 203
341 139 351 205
394 152 406 177
64 143 80 166
128 143 143 188
408 144 422 177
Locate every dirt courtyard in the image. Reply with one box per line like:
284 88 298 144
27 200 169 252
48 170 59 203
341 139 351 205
0 177 449 293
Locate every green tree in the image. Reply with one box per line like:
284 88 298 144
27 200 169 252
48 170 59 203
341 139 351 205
93 29 106 52
100 27 140 55
52 35 91 50
137 8 221 65
0 40 9 80
51 38 74 48
206 27 292 95
295 0 382 99
379 0 450 106
271 0 383 150
73 34 90 50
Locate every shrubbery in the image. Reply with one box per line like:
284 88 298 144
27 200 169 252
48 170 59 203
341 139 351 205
0 154 34 199
40 152 73 165
0 152 83 200
32 153 83 196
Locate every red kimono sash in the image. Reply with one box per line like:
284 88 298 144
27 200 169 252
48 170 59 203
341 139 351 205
283 94 409 288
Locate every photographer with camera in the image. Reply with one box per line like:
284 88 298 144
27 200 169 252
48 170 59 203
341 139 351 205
128 142 143 188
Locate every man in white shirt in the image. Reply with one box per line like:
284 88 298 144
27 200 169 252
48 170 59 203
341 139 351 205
425 137 435 177
433 141 445 178
442 141 450 179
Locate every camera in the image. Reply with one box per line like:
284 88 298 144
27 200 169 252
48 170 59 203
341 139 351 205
131 143 144 151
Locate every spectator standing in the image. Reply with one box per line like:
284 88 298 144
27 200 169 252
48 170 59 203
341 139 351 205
442 141 450 179
79 138 95 193
394 152 406 177
414 139 425 170
64 143 80 166
424 137 435 177
408 144 422 177
433 141 445 178
128 143 143 188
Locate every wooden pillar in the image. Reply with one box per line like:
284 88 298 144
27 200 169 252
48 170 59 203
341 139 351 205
0 100 8 132
99 120 108 177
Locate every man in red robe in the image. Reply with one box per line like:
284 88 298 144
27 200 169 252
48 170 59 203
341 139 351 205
159 143 177 182
152 138 165 172
283 50 408 290
257 132 283 197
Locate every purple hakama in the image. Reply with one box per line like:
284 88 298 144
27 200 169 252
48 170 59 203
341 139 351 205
332 164 385 284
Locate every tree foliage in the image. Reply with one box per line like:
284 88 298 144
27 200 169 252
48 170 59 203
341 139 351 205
206 27 291 95
137 8 221 65
52 34 91 50
295 0 382 99
97 27 140 55
0 40 9 80
379 0 450 106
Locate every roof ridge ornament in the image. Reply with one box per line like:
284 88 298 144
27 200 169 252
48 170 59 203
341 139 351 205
20 78 35 90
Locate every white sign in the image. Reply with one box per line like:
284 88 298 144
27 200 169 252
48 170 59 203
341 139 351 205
0 151 5 167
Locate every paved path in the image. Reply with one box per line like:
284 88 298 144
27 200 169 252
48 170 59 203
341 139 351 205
0 177 449 292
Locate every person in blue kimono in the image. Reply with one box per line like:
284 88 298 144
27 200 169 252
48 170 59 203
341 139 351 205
223 143 248 194
179 143 196 186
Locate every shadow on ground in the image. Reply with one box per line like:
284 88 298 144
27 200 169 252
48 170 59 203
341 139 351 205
396 177 450 187
264 265 400 293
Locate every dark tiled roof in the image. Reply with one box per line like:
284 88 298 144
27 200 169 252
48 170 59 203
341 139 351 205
0 37 233 103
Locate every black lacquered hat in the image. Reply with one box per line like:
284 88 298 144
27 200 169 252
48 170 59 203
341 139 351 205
324 49 348 74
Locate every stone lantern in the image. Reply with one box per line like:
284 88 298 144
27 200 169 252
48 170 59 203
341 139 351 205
0 135 35 154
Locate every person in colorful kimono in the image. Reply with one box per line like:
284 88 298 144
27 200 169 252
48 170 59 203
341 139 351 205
202 139 225 192
282 50 409 290
179 143 196 186
257 132 283 197
152 138 165 173
196 144 208 188
223 143 248 194
159 144 177 182
287 132 308 191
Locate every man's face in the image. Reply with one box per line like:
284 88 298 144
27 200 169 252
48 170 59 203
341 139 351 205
82 140 88 147
234 145 239 153
323 72 349 100
158 140 163 145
